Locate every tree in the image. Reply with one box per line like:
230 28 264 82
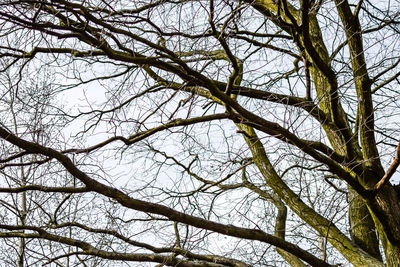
0 0 399 266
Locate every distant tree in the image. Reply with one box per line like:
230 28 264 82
0 0 400 266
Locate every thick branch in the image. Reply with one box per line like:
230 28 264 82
334 0 381 170
0 225 229 267
236 123 383 266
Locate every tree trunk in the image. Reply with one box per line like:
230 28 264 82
383 244 400 267
348 188 381 260
371 185 400 267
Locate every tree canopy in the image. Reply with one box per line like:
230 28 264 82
0 0 400 266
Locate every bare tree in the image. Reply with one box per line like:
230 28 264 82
0 0 400 266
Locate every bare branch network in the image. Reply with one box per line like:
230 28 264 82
0 0 400 266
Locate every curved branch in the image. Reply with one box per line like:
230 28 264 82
52 222 251 267
63 113 230 154
0 126 333 267
0 225 231 267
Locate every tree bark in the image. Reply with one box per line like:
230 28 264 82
348 188 381 260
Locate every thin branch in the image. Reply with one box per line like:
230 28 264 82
0 185 88 193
